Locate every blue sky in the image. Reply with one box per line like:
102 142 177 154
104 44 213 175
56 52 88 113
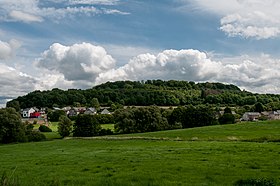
1 0 280 107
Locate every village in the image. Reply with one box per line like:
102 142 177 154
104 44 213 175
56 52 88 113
20 106 112 125
20 105 280 125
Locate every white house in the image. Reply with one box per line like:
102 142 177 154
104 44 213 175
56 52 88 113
21 108 36 118
241 112 261 121
101 108 111 115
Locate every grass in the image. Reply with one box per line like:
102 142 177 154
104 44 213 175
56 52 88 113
0 120 279 185
101 124 115 131
116 120 280 142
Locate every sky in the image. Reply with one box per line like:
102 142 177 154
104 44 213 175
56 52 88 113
1 0 280 107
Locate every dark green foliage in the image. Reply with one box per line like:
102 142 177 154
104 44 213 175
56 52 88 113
98 129 114 136
90 98 100 110
219 113 235 124
115 106 172 134
73 114 101 137
254 102 265 112
7 80 280 110
6 100 20 112
234 178 276 186
26 130 46 142
39 125 52 132
47 110 66 122
224 107 232 114
0 108 27 143
58 115 72 138
94 114 115 124
171 105 218 129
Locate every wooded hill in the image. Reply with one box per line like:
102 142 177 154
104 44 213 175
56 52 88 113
6 80 280 110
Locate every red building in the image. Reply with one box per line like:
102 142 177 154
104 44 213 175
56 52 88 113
30 112 41 118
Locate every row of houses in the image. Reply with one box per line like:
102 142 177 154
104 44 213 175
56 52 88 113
21 107 111 118
241 111 280 121
21 107 46 118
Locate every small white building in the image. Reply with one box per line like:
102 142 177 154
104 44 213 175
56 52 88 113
101 108 111 115
241 112 261 121
21 108 36 118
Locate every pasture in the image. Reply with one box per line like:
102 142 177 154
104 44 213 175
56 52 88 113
1 121 280 185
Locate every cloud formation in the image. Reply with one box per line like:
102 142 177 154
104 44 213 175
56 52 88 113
33 43 280 94
0 63 37 101
36 42 116 88
0 39 21 60
0 0 128 23
188 0 280 39
2 41 280 107
95 49 280 93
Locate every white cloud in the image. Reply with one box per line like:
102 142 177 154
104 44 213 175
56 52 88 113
96 49 280 94
0 0 128 23
186 0 280 39
68 0 119 5
36 42 116 88
0 63 37 99
9 10 43 23
0 39 21 60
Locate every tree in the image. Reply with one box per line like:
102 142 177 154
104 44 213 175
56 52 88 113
254 102 264 113
91 98 100 110
0 108 26 143
48 110 66 122
218 113 235 124
6 100 20 112
58 115 72 138
224 107 232 114
73 114 101 137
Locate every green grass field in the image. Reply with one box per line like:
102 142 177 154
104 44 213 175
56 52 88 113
1 121 279 185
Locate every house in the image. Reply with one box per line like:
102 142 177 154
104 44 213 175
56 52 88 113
67 108 78 117
241 112 261 121
101 108 111 115
76 107 86 114
84 107 97 115
21 108 36 118
268 111 280 120
30 111 41 118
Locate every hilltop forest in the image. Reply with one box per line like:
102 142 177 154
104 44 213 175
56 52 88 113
6 80 280 111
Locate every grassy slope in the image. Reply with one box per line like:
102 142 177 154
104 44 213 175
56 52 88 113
117 120 280 142
0 121 280 185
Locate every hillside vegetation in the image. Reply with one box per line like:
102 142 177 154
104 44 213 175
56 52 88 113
7 80 280 110
1 121 279 185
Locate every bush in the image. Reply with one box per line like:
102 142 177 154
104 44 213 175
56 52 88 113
73 114 101 137
25 124 46 142
0 108 27 143
98 129 113 136
58 115 72 138
218 113 235 124
27 131 46 142
39 125 52 132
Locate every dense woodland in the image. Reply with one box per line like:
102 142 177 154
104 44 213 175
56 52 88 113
6 80 280 111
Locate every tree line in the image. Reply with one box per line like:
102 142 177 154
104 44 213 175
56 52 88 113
6 80 280 111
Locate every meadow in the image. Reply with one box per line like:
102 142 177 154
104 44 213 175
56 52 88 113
1 121 280 185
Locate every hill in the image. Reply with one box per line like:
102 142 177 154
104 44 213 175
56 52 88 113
6 80 280 109
1 120 279 185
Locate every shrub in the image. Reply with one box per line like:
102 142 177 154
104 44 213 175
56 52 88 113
39 125 52 132
98 129 113 136
219 113 235 124
73 114 101 137
58 115 72 138
0 108 27 143
27 131 46 142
